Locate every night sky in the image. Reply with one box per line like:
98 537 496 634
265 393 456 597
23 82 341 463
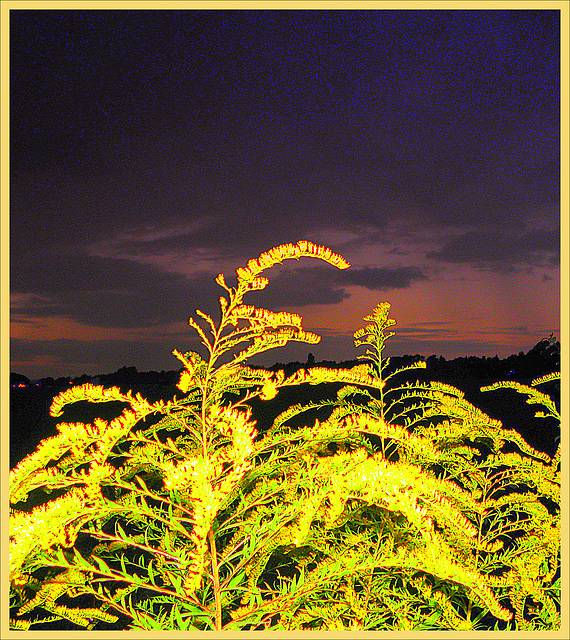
9 9 561 380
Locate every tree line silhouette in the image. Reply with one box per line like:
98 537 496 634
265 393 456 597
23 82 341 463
10 336 560 469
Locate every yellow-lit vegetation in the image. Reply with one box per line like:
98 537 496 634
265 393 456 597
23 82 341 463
9 242 560 630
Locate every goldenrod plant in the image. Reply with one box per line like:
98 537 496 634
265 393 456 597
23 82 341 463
9 242 560 630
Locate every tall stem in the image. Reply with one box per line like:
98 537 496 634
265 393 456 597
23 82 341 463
468 478 488 623
208 527 223 630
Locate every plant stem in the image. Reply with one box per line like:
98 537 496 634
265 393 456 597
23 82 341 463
86 530 186 563
208 527 223 630
364 534 383 606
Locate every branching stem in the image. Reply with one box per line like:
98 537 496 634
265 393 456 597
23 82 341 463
208 527 223 630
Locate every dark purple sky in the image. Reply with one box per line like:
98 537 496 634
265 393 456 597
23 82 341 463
9 9 561 379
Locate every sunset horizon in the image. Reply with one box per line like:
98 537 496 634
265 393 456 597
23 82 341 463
9 9 561 381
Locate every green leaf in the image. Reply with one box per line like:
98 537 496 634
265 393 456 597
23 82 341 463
147 559 156 585
224 570 247 591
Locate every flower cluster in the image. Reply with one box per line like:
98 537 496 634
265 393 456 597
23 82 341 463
10 488 93 583
232 329 321 365
208 405 258 483
50 383 122 417
183 458 226 595
228 305 303 329
282 364 386 391
236 241 350 283
173 349 207 393
162 457 201 493
50 383 155 420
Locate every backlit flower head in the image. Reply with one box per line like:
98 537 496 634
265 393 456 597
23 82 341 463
236 241 349 282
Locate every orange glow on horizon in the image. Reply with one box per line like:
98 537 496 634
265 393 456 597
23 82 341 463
10 316 188 342
293 266 560 357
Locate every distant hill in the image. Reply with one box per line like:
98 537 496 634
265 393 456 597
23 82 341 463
11 335 559 392
10 372 32 387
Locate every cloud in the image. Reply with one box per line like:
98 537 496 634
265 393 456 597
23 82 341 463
11 248 431 329
11 252 221 328
426 228 559 271
11 252 175 294
10 96 559 274
245 264 431 309
246 266 350 308
337 266 429 290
